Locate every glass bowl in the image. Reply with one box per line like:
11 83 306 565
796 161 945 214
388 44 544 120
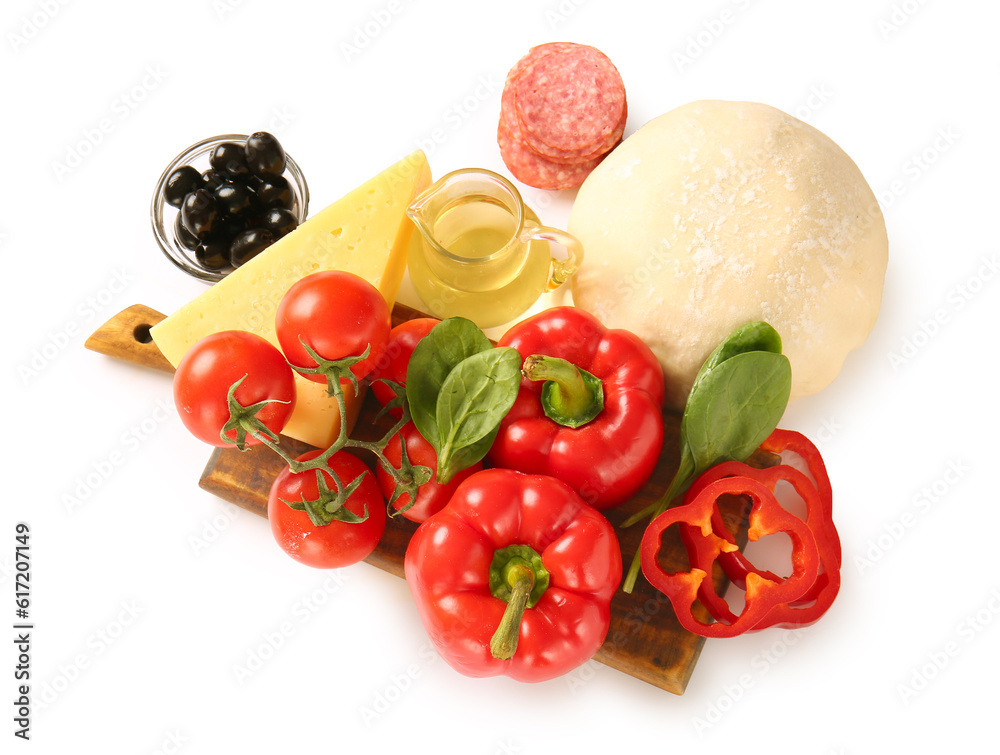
150 133 309 283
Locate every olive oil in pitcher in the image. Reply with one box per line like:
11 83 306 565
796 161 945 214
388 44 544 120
406 169 582 329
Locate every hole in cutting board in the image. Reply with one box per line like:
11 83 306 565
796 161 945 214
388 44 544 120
133 324 153 344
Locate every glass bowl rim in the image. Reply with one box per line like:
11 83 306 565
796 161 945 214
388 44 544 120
150 133 309 283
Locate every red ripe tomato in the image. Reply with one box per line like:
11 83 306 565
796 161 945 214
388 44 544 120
370 317 439 415
268 450 387 569
173 330 295 447
275 271 391 385
376 422 482 523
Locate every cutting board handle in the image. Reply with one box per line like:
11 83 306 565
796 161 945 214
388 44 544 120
85 304 175 373
85 300 439 374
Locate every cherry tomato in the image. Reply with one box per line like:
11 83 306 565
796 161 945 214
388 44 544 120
275 271 391 385
376 422 482 523
173 330 295 447
268 450 387 569
370 317 439 415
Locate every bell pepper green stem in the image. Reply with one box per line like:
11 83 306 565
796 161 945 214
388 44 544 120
488 544 550 660
489 562 535 661
523 354 604 429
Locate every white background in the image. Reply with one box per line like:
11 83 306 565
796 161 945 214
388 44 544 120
3 0 997 751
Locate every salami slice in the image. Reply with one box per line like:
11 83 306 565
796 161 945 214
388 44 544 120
496 42 627 190
499 43 577 137
497 118 602 191
513 44 626 161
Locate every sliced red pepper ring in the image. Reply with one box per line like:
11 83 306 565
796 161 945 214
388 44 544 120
680 460 839 630
761 429 841 570
640 477 819 638
678 430 842 630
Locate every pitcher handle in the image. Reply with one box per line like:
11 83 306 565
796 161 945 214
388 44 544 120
521 224 584 292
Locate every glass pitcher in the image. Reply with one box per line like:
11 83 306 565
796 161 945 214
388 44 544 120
406 168 583 329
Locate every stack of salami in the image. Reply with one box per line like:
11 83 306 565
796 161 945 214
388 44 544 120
498 42 627 191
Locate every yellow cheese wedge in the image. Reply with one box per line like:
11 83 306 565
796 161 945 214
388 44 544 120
151 150 431 448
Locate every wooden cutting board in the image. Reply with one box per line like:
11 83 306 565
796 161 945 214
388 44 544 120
87 303 767 694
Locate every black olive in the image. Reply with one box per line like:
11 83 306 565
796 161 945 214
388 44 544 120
180 188 219 240
210 141 250 179
196 240 232 271
201 169 227 192
214 182 255 220
174 211 200 250
255 175 294 210
164 165 202 208
210 214 247 245
229 228 275 267
245 132 286 179
262 207 298 239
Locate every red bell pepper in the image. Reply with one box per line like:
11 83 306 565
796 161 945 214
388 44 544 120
683 430 842 629
404 468 622 682
488 307 665 510
640 475 819 638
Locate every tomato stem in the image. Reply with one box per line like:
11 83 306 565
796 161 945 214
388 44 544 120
220 347 420 526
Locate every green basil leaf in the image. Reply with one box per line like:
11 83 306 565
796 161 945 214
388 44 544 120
689 321 783 399
437 425 501 485
681 350 792 472
406 317 492 447
436 346 521 468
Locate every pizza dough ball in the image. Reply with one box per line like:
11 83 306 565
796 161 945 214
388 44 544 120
569 100 888 410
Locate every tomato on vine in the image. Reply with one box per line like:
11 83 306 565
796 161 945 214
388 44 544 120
268 449 387 569
370 317 440 416
377 422 481 523
173 330 295 448
275 271 391 392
